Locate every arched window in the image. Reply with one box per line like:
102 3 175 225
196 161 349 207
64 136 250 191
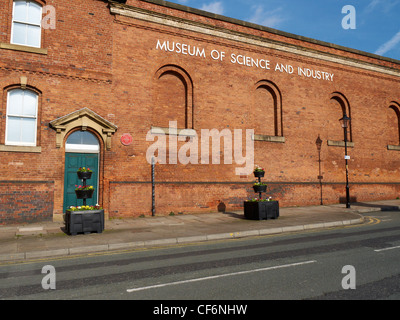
6 88 38 146
153 65 194 130
327 92 353 147
65 130 100 153
388 102 400 149
252 80 284 143
11 0 42 48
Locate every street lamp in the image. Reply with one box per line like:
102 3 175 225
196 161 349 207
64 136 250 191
315 135 323 205
339 114 351 208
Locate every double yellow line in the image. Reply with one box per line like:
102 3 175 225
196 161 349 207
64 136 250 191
363 216 381 226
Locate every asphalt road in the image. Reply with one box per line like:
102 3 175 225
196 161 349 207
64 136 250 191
0 211 399 303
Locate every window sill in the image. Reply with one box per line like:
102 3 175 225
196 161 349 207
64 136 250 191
388 145 400 151
252 134 285 143
0 43 47 55
0 145 41 153
327 140 355 148
151 126 197 137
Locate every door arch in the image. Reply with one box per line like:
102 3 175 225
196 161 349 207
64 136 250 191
63 130 100 212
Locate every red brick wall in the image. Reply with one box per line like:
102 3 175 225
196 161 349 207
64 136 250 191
108 181 400 218
0 0 113 222
105 0 400 217
1 0 400 223
0 181 54 225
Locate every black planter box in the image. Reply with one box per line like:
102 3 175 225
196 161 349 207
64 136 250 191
244 201 279 220
65 209 104 235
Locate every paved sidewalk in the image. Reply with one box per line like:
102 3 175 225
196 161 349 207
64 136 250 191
0 200 399 263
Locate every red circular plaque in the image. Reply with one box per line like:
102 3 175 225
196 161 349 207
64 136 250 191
121 134 133 146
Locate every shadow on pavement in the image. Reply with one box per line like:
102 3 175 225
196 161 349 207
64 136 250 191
352 202 400 211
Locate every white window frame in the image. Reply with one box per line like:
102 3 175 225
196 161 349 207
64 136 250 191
5 89 39 147
11 0 43 48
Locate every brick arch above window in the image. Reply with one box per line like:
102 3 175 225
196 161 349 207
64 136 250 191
389 101 400 111
330 92 351 119
4 81 42 94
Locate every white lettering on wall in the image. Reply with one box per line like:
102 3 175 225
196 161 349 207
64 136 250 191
155 39 334 82
230 53 270 70
156 40 206 58
298 67 334 81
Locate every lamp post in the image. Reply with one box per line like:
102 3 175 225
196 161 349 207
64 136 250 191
315 135 323 205
339 115 351 208
152 156 155 216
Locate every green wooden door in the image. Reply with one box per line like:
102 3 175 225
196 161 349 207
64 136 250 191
63 153 99 212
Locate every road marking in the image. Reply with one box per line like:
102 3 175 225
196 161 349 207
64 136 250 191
365 217 381 226
374 245 400 252
126 260 317 293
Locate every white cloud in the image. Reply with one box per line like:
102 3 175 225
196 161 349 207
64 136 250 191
200 2 224 15
375 30 400 56
365 0 382 12
248 5 285 28
364 0 400 13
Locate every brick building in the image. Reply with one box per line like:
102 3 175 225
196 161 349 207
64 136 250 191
1 0 400 225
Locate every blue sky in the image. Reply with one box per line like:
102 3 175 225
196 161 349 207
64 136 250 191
169 0 400 61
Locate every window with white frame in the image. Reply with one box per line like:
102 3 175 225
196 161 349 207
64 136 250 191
6 89 38 146
11 0 42 48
